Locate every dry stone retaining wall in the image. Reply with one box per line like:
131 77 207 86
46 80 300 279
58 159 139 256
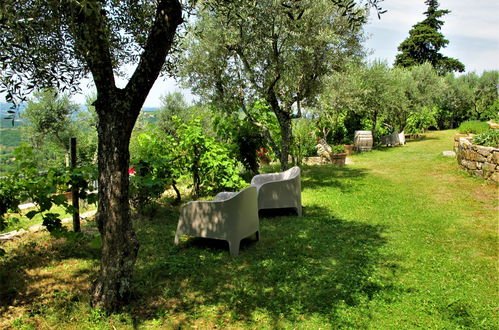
456 137 499 183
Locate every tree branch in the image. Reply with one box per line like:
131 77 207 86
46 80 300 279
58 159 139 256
69 1 115 96
126 0 183 111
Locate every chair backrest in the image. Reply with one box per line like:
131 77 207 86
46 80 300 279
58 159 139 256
282 166 300 180
214 185 256 204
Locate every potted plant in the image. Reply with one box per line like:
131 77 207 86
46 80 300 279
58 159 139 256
343 138 354 155
330 145 347 166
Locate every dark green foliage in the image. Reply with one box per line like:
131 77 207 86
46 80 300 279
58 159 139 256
394 0 464 74
214 112 265 174
234 121 264 174
473 130 499 147
458 121 490 135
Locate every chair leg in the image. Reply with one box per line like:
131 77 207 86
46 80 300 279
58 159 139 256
296 205 303 216
255 230 260 241
228 239 240 256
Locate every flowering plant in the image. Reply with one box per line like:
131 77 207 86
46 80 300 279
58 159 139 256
256 147 271 162
128 167 136 176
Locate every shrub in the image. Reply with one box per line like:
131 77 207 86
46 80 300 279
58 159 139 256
129 128 181 209
235 121 264 173
175 118 246 197
458 121 489 134
292 118 317 165
331 145 346 154
473 130 499 147
213 112 265 174
0 144 97 251
405 106 438 134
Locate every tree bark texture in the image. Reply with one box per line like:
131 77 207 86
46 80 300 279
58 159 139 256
91 95 140 311
274 108 293 171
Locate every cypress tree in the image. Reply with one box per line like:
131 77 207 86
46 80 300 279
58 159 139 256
394 0 465 75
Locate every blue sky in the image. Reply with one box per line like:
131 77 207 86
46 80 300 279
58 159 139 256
44 1 499 107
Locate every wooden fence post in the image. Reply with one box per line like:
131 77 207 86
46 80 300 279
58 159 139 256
70 137 80 232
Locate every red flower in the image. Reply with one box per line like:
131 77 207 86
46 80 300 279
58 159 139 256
128 167 136 176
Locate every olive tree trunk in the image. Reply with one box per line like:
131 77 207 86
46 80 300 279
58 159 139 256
275 110 293 171
91 97 140 310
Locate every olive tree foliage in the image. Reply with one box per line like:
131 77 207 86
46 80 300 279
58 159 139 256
371 67 409 133
0 0 185 311
313 64 362 143
179 0 384 170
436 71 499 129
21 88 98 168
459 71 499 121
22 89 79 156
316 61 396 142
157 91 190 133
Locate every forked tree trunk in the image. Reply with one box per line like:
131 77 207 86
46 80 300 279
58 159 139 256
69 0 183 311
91 98 140 310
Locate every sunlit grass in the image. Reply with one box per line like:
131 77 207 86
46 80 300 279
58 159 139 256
2 202 97 234
0 130 497 328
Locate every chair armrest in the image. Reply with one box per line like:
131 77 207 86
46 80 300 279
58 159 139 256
251 173 283 186
214 191 239 202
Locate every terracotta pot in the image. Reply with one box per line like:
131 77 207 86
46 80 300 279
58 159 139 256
330 153 347 166
343 144 354 155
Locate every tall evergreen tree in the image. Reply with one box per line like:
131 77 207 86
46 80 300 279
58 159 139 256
394 0 465 75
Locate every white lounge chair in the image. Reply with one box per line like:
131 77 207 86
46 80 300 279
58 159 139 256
251 166 302 216
380 131 406 146
174 186 259 256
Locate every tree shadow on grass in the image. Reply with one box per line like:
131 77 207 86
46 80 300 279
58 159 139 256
0 231 100 316
132 203 390 326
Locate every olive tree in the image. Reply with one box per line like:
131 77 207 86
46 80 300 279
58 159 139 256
180 0 381 169
22 89 79 163
1 0 183 311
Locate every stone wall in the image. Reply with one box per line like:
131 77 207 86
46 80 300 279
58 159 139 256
456 137 499 183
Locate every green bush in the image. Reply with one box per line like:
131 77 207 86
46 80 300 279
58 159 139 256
175 117 246 197
129 128 181 210
473 130 499 147
405 106 438 134
331 145 346 154
458 121 489 134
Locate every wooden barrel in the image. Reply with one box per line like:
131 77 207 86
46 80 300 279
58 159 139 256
354 130 373 152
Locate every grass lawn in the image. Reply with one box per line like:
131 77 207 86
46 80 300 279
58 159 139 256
1 203 98 234
1 130 497 328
